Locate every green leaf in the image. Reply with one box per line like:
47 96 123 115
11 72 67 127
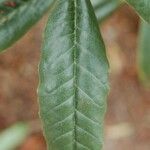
92 0 121 22
0 0 5 3
38 0 109 150
0 0 54 52
0 123 29 150
137 21 150 86
126 0 150 23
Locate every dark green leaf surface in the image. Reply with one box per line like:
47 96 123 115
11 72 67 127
138 21 150 86
38 0 109 149
0 0 53 52
126 0 150 23
92 0 121 22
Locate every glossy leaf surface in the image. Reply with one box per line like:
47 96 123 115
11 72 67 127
0 0 53 52
138 21 150 86
126 0 150 23
38 0 109 149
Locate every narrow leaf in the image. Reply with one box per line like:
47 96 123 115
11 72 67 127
0 123 29 150
126 0 150 23
138 21 150 86
92 0 121 22
0 0 54 52
38 0 109 150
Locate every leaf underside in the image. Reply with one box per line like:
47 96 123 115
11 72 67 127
0 0 53 52
38 0 109 150
138 21 150 86
126 0 150 23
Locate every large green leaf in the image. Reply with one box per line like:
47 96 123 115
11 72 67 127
38 0 109 149
92 0 121 22
138 21 150 86
0 123 29 150
0 0 54 52
126 0 150 23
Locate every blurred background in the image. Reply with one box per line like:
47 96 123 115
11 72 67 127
0 4 150 150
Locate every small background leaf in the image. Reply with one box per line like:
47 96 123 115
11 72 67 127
92 0 122 22
0 0 54 52
126 0 150 23
137 21 150 87
0 123 29 150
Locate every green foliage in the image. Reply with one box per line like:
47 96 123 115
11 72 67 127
92 0 121 22
0 0 150 149
0 0 6 3
126 0 150 23
38 0 109 149
0 123 29 150
138 21 150 86
0 0 120 53
0 0 53 52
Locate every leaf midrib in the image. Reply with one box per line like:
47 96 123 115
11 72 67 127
73 0 78 149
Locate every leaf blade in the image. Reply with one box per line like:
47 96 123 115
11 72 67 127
38 0 109 150
0 123 29 150
137 21 150 86
0 0 54 52
126 0 150 23
92 0 121 22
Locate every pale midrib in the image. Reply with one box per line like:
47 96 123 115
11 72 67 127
73 0 77 149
